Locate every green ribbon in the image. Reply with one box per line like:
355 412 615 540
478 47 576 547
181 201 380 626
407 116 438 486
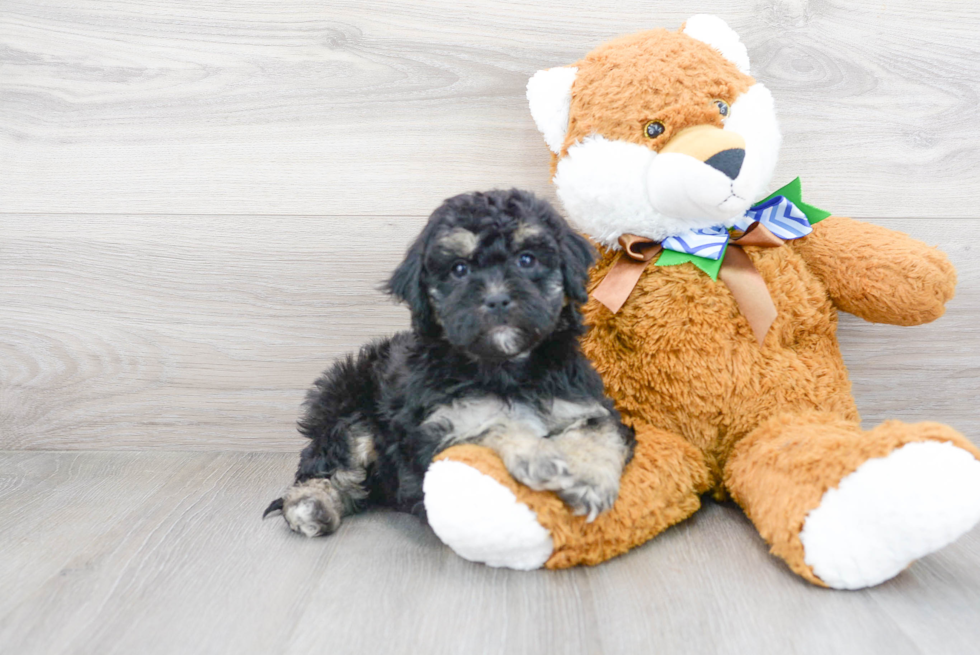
760 177 832 224
654 178 831 280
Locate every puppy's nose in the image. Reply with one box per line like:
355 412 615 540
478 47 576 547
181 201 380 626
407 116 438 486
703 148 745 180
483 292 512 312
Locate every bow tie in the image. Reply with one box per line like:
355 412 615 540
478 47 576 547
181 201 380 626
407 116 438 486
661 194 813 265
591 178 831 345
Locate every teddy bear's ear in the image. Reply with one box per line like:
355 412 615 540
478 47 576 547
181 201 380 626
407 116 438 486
682 15 751 75
526 66 578 154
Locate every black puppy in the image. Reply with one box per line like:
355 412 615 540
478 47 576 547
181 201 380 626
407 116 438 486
265 189 634 537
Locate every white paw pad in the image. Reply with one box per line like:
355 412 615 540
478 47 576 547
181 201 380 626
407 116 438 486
800 441 980 589
423 460 554 570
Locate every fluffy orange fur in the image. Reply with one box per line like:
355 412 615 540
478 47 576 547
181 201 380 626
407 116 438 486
436 25 973 582
551 28 753 175
438 216 967 576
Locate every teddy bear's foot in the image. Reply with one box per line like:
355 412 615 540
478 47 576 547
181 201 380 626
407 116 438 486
423 458 554 569
727 413 980 589
800 440 980 589
425 426 711 570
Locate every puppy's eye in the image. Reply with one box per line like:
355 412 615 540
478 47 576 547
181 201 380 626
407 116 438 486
451 261 469 278
714 99 730 117
644 121 665 139
517 253 536 269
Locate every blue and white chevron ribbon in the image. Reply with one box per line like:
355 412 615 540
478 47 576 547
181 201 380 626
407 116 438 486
661 196 813 261
733 195 813 240
661 225 730 260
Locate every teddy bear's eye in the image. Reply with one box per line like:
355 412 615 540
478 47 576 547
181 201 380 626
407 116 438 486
644 121 665 139
714 99 730 117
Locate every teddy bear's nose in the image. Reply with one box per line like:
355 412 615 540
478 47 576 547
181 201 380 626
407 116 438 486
704 148 745 180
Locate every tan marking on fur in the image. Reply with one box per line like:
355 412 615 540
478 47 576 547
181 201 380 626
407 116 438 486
424 397 548 447
551 419 627 474
546 416 630 521
331 468 369 511
351 434 378 468
545 271 565 299
437 227 479 257
282 428 377 534
547 399 608 428
426 397 613 449
513 222 544 246
479 429 567 491
282 479 343 537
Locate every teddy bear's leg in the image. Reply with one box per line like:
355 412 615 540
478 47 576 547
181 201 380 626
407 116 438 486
724 411 980 589
423 424 711 569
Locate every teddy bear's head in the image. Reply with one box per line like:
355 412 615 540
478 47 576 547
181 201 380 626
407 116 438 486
527 15 781 247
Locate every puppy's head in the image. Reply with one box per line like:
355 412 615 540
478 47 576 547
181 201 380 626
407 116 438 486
386 189 593 360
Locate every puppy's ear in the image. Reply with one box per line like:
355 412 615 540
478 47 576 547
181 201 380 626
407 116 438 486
560 229 595 305
386 233 438 336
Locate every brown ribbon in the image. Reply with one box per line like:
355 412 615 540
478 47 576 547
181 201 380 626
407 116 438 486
590 236 662 314
717 245 778 345
591 225 783 346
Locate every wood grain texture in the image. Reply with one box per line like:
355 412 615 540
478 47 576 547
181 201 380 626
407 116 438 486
3 2 978 652
2 0 980 217
1 450 978 655
0 215 419 451
2 216 978 452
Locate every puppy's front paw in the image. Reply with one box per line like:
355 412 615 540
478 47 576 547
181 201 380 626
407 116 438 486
492 435 622 522
280 480 342 537
504 442 573 493
558 476 619 523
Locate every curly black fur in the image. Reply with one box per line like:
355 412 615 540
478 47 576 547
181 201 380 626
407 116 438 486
266 189 634 531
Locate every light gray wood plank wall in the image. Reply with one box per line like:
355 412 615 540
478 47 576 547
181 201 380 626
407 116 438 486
3 0 979 453
2 217 978 451
2 0 980 217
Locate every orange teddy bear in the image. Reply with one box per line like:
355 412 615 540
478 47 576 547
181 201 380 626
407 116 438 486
420 15 980 588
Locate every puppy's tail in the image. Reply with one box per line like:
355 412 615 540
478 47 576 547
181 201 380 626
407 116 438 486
262 497 284 518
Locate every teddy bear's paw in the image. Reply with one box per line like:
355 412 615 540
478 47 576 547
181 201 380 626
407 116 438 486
423 459 554 570
280 479 343 537
800 441 980 589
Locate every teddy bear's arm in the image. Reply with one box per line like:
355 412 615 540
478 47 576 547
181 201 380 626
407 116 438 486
790 215 956 325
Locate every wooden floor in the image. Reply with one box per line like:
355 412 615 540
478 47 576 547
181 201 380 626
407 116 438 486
3 1 980 654
2 451 979 655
